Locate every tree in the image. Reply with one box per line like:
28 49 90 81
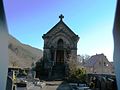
67 56 77 76
66 55 87 83
34 58 45 78
78 54 90 64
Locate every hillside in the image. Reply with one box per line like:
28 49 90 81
8 35 43 68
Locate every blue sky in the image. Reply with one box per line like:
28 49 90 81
3 0 117 61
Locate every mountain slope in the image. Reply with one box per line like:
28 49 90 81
8 35 43 68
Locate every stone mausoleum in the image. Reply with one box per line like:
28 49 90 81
42 14 79 79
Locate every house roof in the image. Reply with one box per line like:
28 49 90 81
84 54 106 67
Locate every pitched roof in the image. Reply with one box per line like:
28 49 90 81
43 15 79 40
84 54 105 67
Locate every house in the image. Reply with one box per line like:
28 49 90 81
84 54 114 75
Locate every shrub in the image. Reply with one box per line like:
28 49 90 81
68 68 86 83
66 56 86 83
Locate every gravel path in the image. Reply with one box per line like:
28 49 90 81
17 82 42 90
17 81 71 90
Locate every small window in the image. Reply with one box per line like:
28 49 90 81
104 62 107 66
57 39 64 48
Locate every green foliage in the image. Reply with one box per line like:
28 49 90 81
66 56 86 83
34 58 45 78
68 68 86 83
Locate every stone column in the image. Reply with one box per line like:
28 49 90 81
54 50 56 64
64 50 66 64
43 49 50 68
113 0 120 89
0 1 9 90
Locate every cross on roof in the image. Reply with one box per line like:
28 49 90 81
59 14 64 21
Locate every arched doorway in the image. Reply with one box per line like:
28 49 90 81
56 39 64 64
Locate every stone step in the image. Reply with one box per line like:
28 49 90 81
51 64 65 80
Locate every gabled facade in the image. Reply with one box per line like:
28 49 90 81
84 54 114 75
42 15 79 78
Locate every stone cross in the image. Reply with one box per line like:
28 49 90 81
59 14 64 21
